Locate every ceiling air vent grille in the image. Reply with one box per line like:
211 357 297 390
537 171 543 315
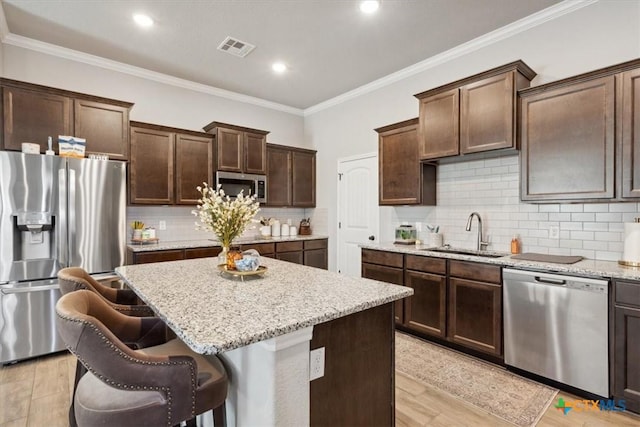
217 36 255 58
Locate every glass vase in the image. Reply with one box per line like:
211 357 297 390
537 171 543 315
218 246 228 266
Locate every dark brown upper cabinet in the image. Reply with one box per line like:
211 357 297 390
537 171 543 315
1 78 132 160
520 58 640 202
375 118 436 206
129 122 213 205
414 60 536 162
203 121 268 175
266 143 316 207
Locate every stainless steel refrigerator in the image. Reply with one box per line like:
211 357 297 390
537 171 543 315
0 151 126 364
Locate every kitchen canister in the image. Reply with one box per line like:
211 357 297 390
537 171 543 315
271 220 281 237
290 226 298 236
281 223 290 236
428 233 443 248
620 218 640 267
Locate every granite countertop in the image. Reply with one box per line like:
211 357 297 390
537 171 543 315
127 234 328 252
361 242 640 281
116 257 412 354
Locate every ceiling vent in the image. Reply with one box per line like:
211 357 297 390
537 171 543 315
217 36 255 58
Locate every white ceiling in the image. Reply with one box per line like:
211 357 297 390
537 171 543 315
1 0 561 110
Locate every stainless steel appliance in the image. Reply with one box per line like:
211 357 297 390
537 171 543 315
216 171 266 203
503 268 609 397
0 151 126 364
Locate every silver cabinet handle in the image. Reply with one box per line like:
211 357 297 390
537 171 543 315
1 284 60 294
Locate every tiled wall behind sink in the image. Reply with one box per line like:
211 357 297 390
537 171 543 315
384 154 640 262
127 206 311 242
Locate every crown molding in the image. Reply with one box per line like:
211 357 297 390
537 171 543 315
1 33 304 116
303 0 599 116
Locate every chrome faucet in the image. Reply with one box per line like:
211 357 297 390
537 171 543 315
465 212 489 251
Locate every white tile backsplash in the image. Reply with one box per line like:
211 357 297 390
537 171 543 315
127 205 313 242
385 154 640 262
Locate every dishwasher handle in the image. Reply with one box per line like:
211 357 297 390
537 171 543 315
534 276 566 286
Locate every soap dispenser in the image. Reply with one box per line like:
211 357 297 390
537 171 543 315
511 235 521 254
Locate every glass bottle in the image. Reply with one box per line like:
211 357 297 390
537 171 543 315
511 235 520 254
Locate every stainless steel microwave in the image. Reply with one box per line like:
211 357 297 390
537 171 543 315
215 171 266 203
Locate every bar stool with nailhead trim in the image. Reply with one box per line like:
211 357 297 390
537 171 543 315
56 290 228 427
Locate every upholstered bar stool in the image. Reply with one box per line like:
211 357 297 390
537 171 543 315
56 290 228 427
58 267 154 317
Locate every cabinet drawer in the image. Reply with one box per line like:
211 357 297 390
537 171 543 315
276 241 304 252
304 239 327 250
361 249 403 268
449 260 501 284
241 242 275 255
184 247 221 259
405 255 446 275
134 250 185 264
362 263 404 285
615 280 640 307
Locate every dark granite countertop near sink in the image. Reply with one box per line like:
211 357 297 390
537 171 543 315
361 242 640 281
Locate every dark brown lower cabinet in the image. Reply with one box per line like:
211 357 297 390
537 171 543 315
614 280 640 413
361 249 405 325
404 269 446 338
448 277 502 356
310 303 394 426
184 247 221 259
276 251 304 264
129 249 185 264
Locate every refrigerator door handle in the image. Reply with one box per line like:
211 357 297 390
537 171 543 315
58 167 68 266
1 284 60 294
68 168 76 264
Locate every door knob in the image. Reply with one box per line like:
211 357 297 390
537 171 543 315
368 235 375 241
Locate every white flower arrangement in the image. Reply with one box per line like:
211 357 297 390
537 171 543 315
192 183 260 248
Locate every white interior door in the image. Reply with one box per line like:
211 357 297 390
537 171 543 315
337 153 378 277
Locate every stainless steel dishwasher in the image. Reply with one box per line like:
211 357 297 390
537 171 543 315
503 268 609 397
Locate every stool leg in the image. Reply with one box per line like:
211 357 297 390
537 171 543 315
185 418 197 427
213 402 226 427
69 360 87 427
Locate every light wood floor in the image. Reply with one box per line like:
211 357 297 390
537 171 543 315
2 351 639 426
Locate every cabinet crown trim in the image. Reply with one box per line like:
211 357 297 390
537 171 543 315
519 57 640 98
413 60 536 99
0 77 134 108
266 142 316 154
374 117 419 133
202 121 269 135
130 121 213 138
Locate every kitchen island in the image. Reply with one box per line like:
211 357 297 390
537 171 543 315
116 256 411 426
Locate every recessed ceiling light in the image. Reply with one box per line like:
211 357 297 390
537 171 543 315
272 62 287 73
360 1 380 14
133 13 154 28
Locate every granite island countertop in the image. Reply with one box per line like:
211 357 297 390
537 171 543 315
361 242 640 281
116 256 412 354
127 234 328 252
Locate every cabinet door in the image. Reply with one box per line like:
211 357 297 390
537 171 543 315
266 145 292 206
404 270 446 338
361 262 404 324
418 88 459 160
276 251 304 265
74 99 130 160
304 248 327 270
129 127 174 204
460 72 514 154
614 304 640 413
244 132 266 174
378 122 421 205
621 68 640 199
292 150 316 207
2 85 71 152
448 278 502 356
520 76 615 201
175 133 213 205
216 127 243 172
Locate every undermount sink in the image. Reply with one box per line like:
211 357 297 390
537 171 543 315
421 247 506 258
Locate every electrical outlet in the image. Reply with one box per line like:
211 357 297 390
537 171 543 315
549 225 560 239
415 222 422 232
309 347 325 381
159 220 166 230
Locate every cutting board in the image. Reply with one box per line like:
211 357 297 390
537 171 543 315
511 253 583 264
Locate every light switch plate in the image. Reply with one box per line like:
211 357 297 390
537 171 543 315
159 220 166 230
